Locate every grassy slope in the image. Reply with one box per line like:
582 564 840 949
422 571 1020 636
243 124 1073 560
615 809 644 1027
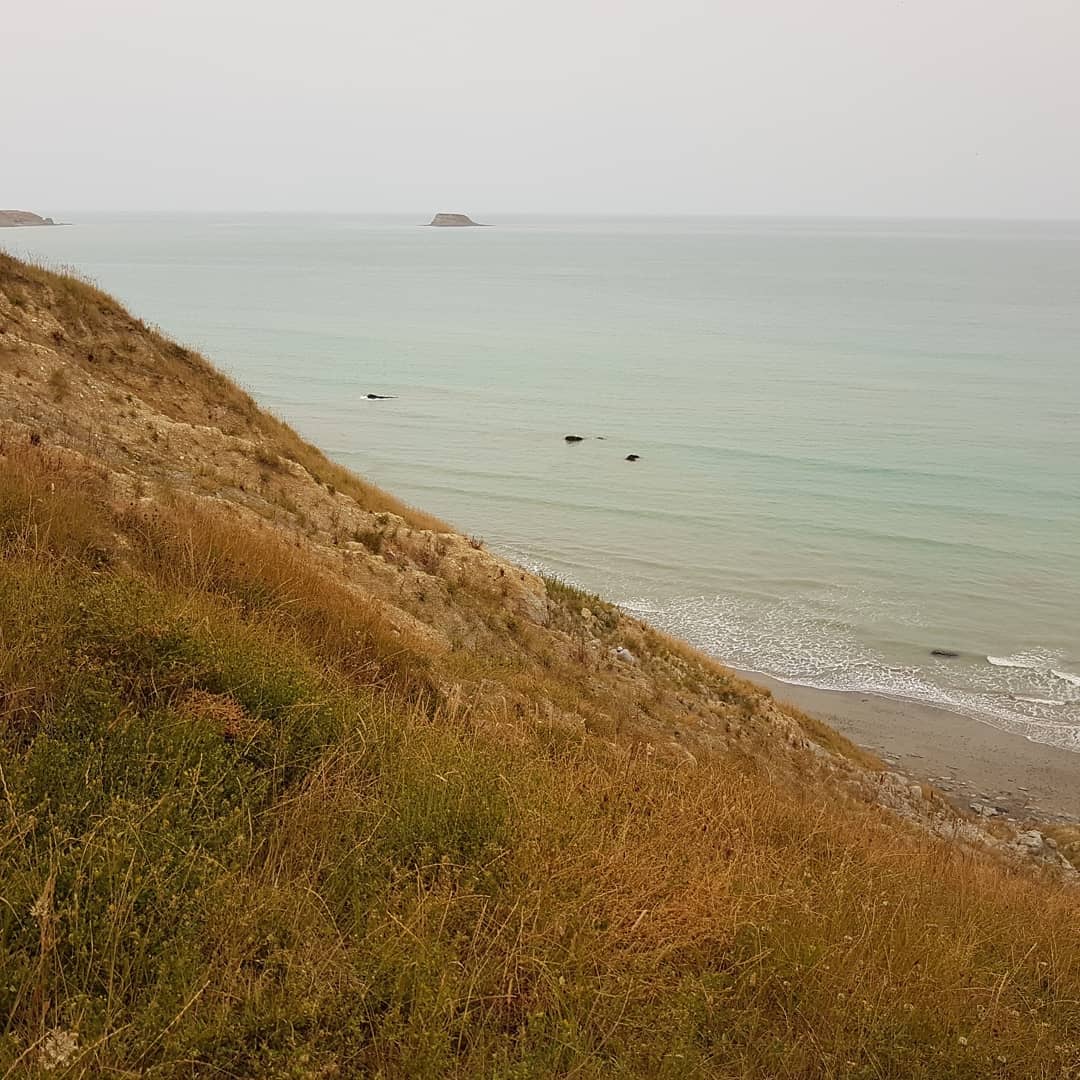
0 257 1078 1078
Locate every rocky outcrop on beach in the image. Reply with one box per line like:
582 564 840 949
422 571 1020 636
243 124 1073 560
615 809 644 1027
428 212 482 227
0 210 57 227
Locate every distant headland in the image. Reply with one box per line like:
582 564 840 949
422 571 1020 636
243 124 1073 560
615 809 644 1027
0 210 61 228
427 212 484 227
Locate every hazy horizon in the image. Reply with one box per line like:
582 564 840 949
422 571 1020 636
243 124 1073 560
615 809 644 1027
27 210 1080 223
5 1 1079 220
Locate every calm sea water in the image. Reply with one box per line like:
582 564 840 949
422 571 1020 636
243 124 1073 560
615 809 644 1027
5 214 1079 750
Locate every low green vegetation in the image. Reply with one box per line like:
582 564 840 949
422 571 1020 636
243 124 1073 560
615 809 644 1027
1 454 1078 1079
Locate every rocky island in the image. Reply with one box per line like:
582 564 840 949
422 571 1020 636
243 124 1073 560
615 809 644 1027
0 210 58 227
428 212 483 227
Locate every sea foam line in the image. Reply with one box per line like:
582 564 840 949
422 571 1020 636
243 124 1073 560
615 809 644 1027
987 656 1080 690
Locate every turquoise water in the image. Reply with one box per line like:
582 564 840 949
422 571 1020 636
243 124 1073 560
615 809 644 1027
5 214 1079 749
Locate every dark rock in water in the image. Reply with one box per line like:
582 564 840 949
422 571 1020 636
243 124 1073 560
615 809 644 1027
428 213 483 227
625 454 640 461
366 394 396 400
565 435 585 443
931 649 960 658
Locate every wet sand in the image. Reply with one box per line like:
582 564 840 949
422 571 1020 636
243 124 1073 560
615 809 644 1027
738 669 1080 822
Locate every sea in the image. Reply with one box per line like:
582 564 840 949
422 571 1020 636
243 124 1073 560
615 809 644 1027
4 213 1079 751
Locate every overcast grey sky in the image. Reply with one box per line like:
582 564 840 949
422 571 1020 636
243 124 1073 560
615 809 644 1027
4 0 1078 217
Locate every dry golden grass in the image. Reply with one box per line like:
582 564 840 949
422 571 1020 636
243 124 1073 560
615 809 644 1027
0 252 451 534
1 253 1079 1077
257 409 453 532
637 621 884 770
1 419 1078 1080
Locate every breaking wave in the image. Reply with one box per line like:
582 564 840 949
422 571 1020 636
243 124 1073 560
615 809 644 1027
614 591 1080 754
988 655 1080 690
494 547 1080 754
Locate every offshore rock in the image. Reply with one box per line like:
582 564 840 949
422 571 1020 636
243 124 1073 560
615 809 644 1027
428 212 482 227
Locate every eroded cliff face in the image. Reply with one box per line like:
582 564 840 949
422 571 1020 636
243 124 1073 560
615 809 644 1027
0 252 1072 877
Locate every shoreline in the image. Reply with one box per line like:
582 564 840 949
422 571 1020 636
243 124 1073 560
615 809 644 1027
733 666 1080 821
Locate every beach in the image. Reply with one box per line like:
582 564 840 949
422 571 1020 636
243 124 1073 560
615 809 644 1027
742 669 1080 821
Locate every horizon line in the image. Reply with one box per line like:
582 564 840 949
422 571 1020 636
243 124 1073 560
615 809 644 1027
13 209 1080 224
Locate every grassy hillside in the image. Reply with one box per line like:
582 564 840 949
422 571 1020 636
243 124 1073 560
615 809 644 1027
1 254 1078 1077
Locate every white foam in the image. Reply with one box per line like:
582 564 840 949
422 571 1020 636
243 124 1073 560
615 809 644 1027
987 653 1046 670
616 591 1080 754
984 655 1080 692
493 551 1080 755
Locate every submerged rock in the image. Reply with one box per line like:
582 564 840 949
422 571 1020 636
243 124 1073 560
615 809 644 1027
931 649 960 658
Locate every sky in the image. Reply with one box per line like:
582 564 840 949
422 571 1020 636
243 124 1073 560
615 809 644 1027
4 0 1078 218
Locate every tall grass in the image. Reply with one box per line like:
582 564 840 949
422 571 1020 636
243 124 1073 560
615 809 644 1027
2 254 1079 1077
1 446 1078 1078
